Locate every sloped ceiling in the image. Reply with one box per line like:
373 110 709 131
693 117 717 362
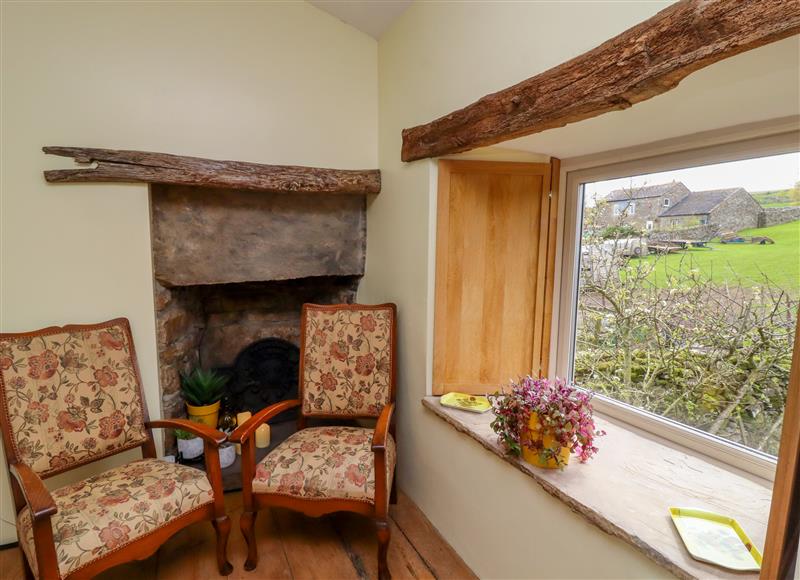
308 1 411 39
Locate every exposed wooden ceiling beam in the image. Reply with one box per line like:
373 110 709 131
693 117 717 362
401 0 800 162
43 147 381 195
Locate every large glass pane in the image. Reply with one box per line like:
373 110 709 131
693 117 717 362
573 152 799 456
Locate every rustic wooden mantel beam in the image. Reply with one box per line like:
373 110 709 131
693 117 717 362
43 146 381 195
401 0 800 162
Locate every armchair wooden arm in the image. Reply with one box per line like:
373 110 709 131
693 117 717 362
146 417 231 549
371 402 396 522
10 462 60 579
9 462 57 521
371 403 395 452
145 419 227 446
229 399 302 443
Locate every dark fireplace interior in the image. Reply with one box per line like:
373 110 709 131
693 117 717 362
222 336 300 417
149 182 367 463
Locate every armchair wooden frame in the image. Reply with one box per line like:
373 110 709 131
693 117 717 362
0 319 233 580
230 303 398 579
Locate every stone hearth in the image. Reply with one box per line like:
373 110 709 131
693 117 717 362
149 183 367 450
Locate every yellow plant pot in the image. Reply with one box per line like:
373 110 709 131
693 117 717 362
186 400 220 428
521 413 571 469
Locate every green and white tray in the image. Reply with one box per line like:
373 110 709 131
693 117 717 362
669 507 761 572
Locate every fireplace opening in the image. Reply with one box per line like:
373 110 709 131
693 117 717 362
155 276 359 449
219 337 299 419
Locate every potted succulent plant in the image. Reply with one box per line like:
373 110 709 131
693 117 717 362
488 376 604 469
175 428 204 461
180 368 228 428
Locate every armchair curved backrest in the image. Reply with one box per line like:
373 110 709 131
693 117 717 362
300 303 396 419
0 318 152 478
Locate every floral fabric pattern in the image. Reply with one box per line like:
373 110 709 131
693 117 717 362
302 306 394 417
0 321 148 476
253 426 396 505
17 458 214 579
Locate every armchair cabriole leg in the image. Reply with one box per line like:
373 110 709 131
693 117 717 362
203 443 232 576
376 517 391 580
241 510 258 571
212 515 234 575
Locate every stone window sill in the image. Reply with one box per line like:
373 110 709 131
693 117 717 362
422 397 771 580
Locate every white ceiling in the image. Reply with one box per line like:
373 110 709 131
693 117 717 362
308 0 412 39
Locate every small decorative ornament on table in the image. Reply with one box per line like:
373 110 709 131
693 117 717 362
217 398 238 433
488 376 604 469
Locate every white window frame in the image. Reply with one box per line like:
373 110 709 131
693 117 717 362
552 118 800 481
663 198 671 207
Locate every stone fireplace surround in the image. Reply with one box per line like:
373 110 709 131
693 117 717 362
150 183 367 450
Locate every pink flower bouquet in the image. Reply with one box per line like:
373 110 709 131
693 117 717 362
489 377 605 468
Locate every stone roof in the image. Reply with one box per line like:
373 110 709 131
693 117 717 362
605 181 690 202
659 188 746 217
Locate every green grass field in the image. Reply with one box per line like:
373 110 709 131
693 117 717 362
640 220 800 291
752 187 800 208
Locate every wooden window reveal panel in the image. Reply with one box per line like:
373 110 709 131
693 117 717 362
433 159 560 395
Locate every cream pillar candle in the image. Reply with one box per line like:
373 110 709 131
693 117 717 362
235 411 252 455
255 423 271 449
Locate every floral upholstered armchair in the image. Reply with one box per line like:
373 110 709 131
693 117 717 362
230 303 397 579
0 318 232 579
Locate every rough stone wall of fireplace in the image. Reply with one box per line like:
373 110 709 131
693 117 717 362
149 183 367 450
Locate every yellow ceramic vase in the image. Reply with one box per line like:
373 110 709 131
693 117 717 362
186 400 221 428
521 412 571 469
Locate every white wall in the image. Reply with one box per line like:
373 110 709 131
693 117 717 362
361 1 798 578
0 0 377 544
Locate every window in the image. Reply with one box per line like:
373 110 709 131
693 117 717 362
700 216 709 225
612 200 636 216
646 220 654 231
557 129 800 479
663 198 670 207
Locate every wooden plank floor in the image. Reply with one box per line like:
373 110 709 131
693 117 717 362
0 491 475 580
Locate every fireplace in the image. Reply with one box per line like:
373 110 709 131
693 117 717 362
222 337 299 416
149 182 367 451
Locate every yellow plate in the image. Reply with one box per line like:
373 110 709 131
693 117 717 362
440 392 492 414
669 507 761 572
